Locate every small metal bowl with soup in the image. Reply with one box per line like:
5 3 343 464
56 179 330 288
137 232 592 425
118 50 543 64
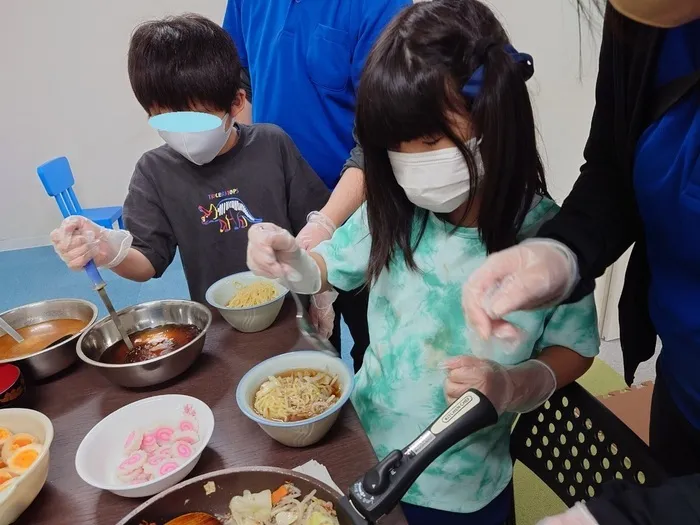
0 299 98 380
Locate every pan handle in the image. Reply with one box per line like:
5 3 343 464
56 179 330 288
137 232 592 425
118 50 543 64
347 389 498 523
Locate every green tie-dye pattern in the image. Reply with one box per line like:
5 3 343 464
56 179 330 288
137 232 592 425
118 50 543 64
313 199 600 513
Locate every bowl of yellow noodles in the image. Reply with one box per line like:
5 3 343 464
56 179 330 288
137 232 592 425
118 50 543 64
205 272 288 333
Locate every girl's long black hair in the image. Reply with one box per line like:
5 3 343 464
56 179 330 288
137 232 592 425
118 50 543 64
357 0 548 283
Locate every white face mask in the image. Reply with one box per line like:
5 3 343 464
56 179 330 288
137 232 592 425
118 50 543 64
158 114 234 165
389 139 483 213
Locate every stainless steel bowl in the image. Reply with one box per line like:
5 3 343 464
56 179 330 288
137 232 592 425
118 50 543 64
76 300 212 388
0 299 98 380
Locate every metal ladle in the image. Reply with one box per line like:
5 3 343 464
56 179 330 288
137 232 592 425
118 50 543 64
281 278 339 358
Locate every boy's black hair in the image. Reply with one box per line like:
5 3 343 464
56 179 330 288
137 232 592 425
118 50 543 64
357 0 548 282
128 14 242 114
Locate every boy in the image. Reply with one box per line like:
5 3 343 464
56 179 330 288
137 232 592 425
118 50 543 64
50 15 329 303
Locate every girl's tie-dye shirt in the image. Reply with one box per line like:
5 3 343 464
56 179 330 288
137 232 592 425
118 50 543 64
313 197 599 513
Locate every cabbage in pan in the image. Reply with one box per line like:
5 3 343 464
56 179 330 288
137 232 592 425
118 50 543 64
228 483 340 525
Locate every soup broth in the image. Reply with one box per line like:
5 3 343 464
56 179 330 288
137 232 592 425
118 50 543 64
0 319 88 360
99 324 201 365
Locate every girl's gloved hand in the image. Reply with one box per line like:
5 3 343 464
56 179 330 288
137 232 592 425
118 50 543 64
309 291 338 340
536 503 599 525
296 211 337 251
247 223 322 294
462 239 580 340
50 216 132 270
443 356 556 415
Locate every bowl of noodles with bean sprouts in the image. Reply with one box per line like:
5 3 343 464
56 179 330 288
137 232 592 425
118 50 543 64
206 271 288 333
236 351 354 447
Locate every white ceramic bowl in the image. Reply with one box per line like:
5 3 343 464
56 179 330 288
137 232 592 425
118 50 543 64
206 271 288 333
75 395 214 498
236 351 354 447
0 409 54 525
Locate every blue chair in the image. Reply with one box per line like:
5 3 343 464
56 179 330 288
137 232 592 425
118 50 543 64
37 156 124 228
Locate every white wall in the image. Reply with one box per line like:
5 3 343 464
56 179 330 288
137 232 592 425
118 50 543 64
0 0 600 250
0 0 226 250
487 0 602 201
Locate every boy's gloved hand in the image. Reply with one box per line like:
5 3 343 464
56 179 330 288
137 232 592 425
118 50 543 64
50 216 132 270
443 356 556 415
537 503 599 525
247 223 322 294
296 211 337 250
309 291 338 340
462 239 579 340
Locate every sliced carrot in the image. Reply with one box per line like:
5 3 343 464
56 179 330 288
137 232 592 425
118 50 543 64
271 485 289 504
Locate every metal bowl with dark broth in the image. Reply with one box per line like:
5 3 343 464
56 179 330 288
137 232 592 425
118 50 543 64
98 324 202 365
77 300 211 388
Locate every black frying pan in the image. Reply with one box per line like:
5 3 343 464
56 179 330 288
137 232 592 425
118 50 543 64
117 389 497 525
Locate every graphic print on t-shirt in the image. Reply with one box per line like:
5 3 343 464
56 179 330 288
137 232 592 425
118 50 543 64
198 188 262 233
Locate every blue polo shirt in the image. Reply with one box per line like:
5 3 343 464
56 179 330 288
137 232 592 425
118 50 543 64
634 20 700 427
223 0 410 189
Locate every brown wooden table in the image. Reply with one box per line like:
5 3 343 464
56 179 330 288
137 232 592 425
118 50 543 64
17 301 407 525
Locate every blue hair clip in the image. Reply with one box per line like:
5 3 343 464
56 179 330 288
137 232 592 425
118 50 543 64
461 44 534 99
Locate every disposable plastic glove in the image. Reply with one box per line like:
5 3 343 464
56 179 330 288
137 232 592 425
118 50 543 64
462 239 579 340
443 355 556 415
50 216 132 270
536 503 599 525
309 291 338 340
296 211 337 251
247 223 322 295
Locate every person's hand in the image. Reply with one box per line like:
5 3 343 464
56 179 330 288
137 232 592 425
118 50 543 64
247 223 322 294
536 503 599 525
462 239 579 340
50 216 132 270
309 291 338 340
443 356 556 414
296 211 337 251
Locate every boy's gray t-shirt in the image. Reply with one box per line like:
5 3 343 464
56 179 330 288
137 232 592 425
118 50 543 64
123 123 330 303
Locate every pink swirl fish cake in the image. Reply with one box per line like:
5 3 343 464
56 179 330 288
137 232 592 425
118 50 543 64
117 451 147 475
170 441 194 461
140 430 158 453
117 467 145 484
123 429 143 455
171 430 199 445
157 460 181 478
154 426 175 446
178 416 198 433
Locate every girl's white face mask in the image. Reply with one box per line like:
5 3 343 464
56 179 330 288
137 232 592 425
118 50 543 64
389 138 483 213
158 114 234 165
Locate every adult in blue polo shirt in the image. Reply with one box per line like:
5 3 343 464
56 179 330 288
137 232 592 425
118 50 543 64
223 0 410 371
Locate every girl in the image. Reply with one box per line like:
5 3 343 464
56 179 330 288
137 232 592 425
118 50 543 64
247 1 600 523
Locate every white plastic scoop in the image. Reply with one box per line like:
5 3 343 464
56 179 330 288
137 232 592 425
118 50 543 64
0 316 23 343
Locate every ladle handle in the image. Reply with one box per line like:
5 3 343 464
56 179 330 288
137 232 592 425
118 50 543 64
348 389 498 523
84 261 105 291
0 317 23 343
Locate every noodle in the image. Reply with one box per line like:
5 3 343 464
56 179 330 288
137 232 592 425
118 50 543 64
227 280 278 308
254 369 340 423
228 483 340 525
